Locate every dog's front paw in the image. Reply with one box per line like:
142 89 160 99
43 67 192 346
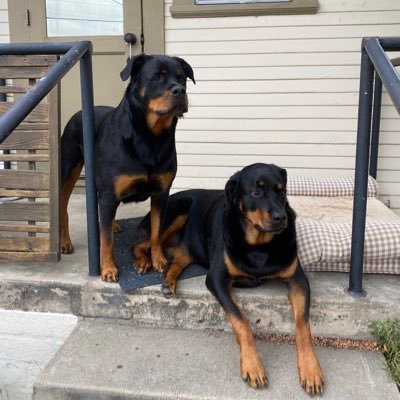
135 255 152 274
240 353 268 389
101 263 119 282
61 239 74 254
161 280 176 298
151 250 168 273
298 354 324 395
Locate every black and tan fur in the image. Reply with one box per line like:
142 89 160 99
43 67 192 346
60 54 195 282
134 163 324 395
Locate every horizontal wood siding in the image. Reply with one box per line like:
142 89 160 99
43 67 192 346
165 0 400 215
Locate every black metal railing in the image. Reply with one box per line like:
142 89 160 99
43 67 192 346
349 37 400 296
0 41 100 276
0 78 10 169
1 38 398 291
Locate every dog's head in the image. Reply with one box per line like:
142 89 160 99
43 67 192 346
225 163 288 243
120 54 195 134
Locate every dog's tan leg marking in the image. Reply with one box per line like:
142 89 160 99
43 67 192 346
162 247 192 297
112 220 121 233
150 202 168 272
100 229 118 282
227 313 268 389
288 286 324 395
133 214 188 275
133 240 151 274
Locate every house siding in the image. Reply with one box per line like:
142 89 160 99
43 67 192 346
0 0 8 43
0 0 8 170
165 0 400 215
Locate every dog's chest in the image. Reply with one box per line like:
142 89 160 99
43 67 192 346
114 172 175 202
227 250 297 282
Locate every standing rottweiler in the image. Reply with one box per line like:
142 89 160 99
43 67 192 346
134 163 324 395
60 54 195 282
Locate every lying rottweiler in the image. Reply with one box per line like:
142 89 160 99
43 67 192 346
60 54 195 282
134 163 324 395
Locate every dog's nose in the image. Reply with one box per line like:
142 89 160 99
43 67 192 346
172 85 186 97
271 211 286 223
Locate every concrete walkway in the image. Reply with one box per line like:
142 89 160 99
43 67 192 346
0 309 77 400
34 319 399 400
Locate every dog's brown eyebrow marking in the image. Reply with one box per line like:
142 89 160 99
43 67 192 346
257 180 265 187
277 184 284 190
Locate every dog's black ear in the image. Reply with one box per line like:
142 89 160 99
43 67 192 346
273 165 287 186
173 56 196 84
224 171 240 204
120 54 148 82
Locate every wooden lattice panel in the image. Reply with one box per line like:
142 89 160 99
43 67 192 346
0 55 60 262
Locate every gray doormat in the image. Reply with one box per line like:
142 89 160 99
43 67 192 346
115 218 207 293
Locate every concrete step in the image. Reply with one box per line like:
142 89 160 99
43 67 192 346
33 319 399 400
1 195 399 340
1 270 399 340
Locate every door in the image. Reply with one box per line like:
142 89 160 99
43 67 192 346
8 0 165 127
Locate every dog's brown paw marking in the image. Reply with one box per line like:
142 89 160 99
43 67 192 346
135 256 152 275
61 239 74 254
113 221 122 233
240 354 268 389
151 250 168 273
101 264 119 282
298 357 324 396
161 280 176 298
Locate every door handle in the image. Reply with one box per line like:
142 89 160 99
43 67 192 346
124 33 137 58
124 33 137 45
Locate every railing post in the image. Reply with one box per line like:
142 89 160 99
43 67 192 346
0 78 10 170
369 74 382 179
80 48 100 276
348 44 374 297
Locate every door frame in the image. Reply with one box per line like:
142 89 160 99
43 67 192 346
7 0 165 55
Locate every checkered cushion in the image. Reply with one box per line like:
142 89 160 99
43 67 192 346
297 220 400 274
304 260 400 274
287 175 379 197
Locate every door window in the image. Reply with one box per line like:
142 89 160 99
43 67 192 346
45 0 123 37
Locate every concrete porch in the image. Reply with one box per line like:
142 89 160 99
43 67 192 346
0 194 399 338
1 194 400 399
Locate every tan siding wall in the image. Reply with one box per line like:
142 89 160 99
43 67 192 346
165 0 400 215
0 0 8 43
0 0 8 169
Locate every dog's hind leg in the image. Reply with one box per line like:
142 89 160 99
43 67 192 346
60 161 83 254
162 246 192 297
286 261 324 395
60 121 85 254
